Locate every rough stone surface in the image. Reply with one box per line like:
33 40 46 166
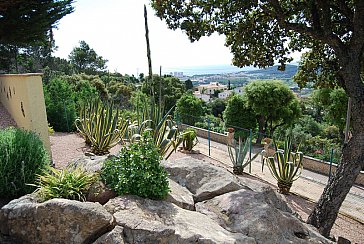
104 195 255 244
0 195 115 244
196 188 332 244
162 157 244 202
93 226 125 244
166 179 195 210
87 181 117 205
68 155 110 173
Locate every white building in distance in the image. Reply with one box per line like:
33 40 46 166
218 87 244 99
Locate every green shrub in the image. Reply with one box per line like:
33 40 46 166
31 166 97 202
0 128 50 198
101 136 169 200
44 78 77 132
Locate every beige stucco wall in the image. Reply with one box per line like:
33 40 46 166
0 74 51 155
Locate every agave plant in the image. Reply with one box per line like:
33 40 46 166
262 137 303 194
75 99 127 155
228 136 259 175
182 128 198 152
129 95 181 159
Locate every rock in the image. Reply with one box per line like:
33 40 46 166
162 157 243 202
165 179 195 210
0 195 115 244
196 188 332 244
68 155 110 173
104 195 255 244
87 181 117 205
93 226 125 244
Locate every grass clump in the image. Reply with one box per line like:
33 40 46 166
0 128 49 198
101 135 169 200
32 166 97 202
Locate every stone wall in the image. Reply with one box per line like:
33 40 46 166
179 124 227 144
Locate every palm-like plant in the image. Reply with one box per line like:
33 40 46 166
228 136 259 175
262 137 303 194
75 99 128 155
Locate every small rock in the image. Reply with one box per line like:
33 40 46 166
166 179 195 210
87 181 117 205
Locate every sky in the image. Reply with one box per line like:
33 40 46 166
53 0 301 76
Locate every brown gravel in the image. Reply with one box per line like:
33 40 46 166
50 133 364 243
0 103 16 128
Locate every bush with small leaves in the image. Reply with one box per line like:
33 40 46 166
101 135 169 200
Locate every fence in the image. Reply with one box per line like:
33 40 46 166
175 112 364 186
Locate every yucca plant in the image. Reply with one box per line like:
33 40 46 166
228 136 259 175
182 128 198 151
129 95 181 159
262 137 303 194
30 166 97 202
75 99 128 155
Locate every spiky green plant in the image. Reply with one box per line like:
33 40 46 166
31 166 97 202
228 136 259 175
75 99 127 155
182 128 198 151
262 137 303 194
129 96 181 159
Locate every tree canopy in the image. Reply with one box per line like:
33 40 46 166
175 93 204 126
0 0 74 46
69 41 108 75
151 0 364 237
244 80 301 142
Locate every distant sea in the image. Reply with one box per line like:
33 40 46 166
163 64 257 76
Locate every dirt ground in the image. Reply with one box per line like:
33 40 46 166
46 132 364 243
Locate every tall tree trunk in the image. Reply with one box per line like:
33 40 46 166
307 58 364 237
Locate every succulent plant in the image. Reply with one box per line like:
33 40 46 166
75 99 127 155
129 96 181 159
262 137 303 194
228 136 259 175
181 128 198 152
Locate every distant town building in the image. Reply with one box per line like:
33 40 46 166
169 72 184 78
196 82 228 95
218 86 244 99
193 91 210 103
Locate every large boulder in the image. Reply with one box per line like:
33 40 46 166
0 195 115 244
195 188 332 244
162 157 244 202
104 195 255 244
68 155 109 173
165 179 195 210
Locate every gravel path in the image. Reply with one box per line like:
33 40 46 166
0 103 16 128
50 133 364 243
